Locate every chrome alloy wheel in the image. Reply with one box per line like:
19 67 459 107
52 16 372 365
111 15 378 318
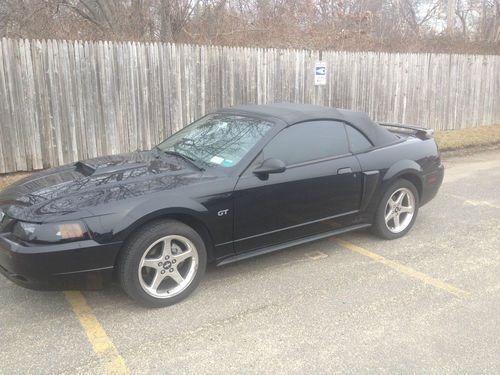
138 235 199 298
384 187 415 234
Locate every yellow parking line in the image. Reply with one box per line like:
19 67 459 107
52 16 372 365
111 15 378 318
334 239 469 298
448 194 500 209
64 291 130 375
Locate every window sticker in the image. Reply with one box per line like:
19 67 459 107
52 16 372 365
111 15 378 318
210 156 224 165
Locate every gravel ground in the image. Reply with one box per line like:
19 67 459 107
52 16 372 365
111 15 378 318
0 149 499 374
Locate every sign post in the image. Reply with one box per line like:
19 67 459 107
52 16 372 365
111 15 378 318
314 61 327 85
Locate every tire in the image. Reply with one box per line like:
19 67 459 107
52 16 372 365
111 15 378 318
372 179 420 240
117 219 207 307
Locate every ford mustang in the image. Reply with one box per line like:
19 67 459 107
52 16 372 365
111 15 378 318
0 104 444 307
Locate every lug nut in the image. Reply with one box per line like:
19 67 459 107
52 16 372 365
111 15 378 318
165 256 170 260
161 270 165 274
172 259 176 264
169 268 174 272
158 262 163 266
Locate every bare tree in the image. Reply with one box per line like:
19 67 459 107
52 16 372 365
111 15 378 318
0 0 498 53
156 0 200 41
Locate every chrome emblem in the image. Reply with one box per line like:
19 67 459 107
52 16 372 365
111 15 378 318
217 209 229 217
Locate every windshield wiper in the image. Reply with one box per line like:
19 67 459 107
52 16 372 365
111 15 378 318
162 150 205 171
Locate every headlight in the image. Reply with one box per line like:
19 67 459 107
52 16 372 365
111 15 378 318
13 221 89 243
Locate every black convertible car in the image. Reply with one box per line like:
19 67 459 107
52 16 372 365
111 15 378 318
0 104 444 307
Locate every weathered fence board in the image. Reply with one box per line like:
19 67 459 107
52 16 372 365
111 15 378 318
0 38 499 174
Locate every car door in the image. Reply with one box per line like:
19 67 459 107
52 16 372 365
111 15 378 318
233 120 363 253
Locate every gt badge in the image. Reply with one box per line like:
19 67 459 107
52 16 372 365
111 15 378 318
217 209 229 217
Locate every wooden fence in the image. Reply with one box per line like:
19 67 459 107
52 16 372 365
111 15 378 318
0 38 499 173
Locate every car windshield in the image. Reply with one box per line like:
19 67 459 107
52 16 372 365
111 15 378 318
156 114 273 168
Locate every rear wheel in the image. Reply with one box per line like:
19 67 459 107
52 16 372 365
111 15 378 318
372 179 419 240
118 220 207 307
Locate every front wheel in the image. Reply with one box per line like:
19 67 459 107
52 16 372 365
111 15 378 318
117 220 207 307
372 179 419 240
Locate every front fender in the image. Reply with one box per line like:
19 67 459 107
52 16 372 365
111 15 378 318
84 194 209 244
116 197 208 241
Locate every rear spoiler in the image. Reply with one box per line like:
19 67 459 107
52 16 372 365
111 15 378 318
378 122 434 140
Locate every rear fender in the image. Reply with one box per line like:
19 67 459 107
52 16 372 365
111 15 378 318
364 160 423 215
383 159 423 183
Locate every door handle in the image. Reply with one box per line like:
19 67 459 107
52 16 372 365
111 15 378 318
337 167 353 175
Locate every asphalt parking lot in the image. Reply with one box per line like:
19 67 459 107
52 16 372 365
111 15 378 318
1 149 499 375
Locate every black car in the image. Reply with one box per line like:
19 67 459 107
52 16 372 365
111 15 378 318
0 104 444 307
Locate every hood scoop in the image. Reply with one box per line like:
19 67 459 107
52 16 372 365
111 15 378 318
75 161 96 176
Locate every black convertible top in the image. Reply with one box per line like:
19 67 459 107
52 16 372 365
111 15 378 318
219 103 398 147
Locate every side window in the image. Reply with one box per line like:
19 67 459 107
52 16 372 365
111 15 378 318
345 125 372 153
263 121 349 165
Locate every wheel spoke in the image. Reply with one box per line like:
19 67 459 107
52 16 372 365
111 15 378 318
388 198 396 209
142 258 161 269
400 205 413 214
393 213 401 228
385 211 395 222
169 268 184 285
173 249 193 264
395 191 406 205
149 270 167 292
160 239 173 258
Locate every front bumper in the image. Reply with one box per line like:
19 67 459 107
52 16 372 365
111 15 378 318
0 234 122 290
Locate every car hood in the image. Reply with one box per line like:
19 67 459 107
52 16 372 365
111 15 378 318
0 151 210 222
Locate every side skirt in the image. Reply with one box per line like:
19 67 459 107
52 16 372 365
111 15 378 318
216 223 371 266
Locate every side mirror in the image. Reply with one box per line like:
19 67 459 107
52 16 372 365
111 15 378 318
253 158 286 177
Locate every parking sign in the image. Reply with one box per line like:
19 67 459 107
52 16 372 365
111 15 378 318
314 61 327 85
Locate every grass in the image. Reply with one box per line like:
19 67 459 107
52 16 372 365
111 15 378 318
434 124 500 152
0 125 499 188
0 173 29 190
